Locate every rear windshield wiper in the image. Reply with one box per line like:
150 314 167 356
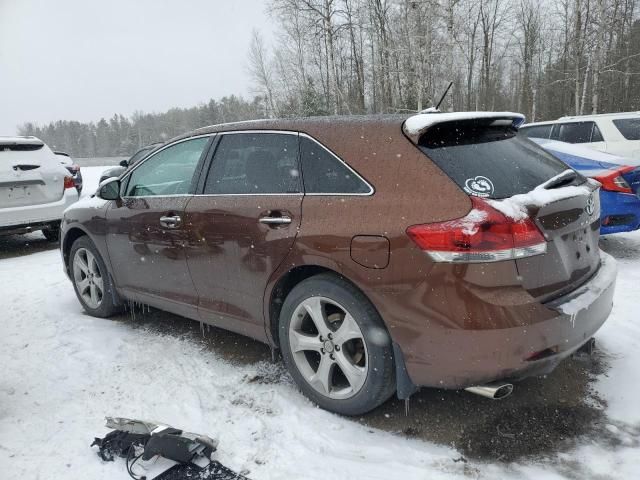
541 169 577 190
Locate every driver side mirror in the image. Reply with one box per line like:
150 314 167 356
119 159 129 168
98 177 121 200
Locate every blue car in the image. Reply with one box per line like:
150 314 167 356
532 138 640 235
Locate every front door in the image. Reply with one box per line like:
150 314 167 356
105 136 212 317
185 132 303 339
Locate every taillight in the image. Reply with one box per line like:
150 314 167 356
593 166 634 194
406 197 547 263
63 176 75 189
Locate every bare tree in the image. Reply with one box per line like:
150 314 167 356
248 30 278 117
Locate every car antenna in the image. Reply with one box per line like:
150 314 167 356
435 81 453 110
420 81 453 114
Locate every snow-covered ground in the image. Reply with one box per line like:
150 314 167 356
0 167 638 479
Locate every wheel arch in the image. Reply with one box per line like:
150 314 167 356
267 265 334 348
266 264 383 350
62 226 89 275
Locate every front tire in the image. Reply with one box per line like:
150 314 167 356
69 236 120 318
279 273 396 415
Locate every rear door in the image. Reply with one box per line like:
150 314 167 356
0 140 66 208
105 136 212 316
417 120 602 302
184 131 303 339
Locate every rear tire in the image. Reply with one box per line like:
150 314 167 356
42 225 60 242
69 236 121 318
279 273 396 415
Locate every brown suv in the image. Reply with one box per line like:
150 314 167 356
61 113 617 415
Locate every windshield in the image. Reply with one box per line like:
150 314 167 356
127 146 156 166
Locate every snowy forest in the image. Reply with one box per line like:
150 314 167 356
20 0 640 157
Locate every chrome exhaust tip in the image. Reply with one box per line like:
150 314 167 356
465 383 514 400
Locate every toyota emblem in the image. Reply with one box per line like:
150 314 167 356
585 194 595 216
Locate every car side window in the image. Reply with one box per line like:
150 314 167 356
299 136 371 194
124 137 209 197
520 125 552 139
555 122 597 144
204 133 301 194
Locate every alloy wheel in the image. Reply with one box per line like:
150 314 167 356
289 296 368 400
72 247 104 309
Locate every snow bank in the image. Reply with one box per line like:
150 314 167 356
403 111 525 137
0 250 461 480
488 171 594 221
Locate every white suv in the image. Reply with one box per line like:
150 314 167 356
1 136 79 241
520 112 640 165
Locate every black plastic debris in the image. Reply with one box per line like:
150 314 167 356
92 417 249 480
153 462 250 480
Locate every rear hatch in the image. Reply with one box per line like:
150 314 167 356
0 137 66 208
406 114 601 303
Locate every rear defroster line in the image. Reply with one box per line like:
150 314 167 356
92 417 251 480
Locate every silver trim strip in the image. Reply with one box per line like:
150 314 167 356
121 194 192 199
217 129 299 136
194 193 302 197
119 129 375 199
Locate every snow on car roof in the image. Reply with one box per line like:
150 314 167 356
559 111 640 120
0 136 44 146
403 111 525 138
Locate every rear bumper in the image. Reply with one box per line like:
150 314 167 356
402 251 617 389
0 188 79 232
599 190 640 234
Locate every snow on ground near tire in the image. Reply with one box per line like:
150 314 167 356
0 167 638 479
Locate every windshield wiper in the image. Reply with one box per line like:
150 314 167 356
542 169 577 190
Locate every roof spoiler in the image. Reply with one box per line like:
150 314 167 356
402 111 526 144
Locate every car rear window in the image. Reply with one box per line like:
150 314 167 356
418 120 581 199
613 118 640 140
0 143 44 152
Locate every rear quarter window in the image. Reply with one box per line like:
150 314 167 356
612 118 640 140
300 136 371 194
418 120 581 199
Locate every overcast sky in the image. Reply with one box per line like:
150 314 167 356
0 0 272 134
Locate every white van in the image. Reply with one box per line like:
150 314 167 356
520 112 640 165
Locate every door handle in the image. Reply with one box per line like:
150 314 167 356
259 216 292 225
160 215 182 228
